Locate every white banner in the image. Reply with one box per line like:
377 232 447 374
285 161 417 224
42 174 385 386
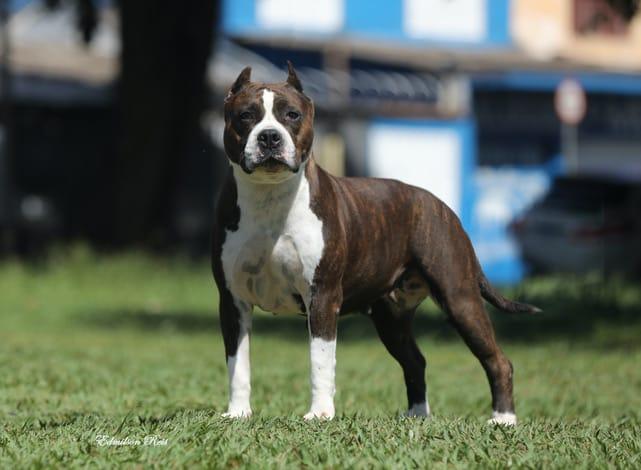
256 0 344 33
404 0 487 42
367 125 462 215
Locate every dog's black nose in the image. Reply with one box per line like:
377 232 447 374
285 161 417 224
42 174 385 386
257 129 282 150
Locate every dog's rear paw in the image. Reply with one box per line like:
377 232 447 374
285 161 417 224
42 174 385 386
303 407 335 420
487 411 517 426
222 407 252 419
406 402 430 418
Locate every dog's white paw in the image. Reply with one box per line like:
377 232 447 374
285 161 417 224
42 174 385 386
222 407 252 419
303 406 335 421
487 411 517 426
406 402 430 418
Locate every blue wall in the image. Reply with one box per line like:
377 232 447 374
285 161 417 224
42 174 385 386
223 0 512 48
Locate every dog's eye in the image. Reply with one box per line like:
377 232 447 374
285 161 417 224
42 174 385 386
239 111 253 121
286 111 301 121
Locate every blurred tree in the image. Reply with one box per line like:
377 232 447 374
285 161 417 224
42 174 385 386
33 0 219 246
114 0 218 245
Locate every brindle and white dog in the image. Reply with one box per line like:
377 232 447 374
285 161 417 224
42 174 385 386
212 63 539 424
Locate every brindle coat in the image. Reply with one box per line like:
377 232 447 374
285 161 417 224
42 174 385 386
212 64 539 420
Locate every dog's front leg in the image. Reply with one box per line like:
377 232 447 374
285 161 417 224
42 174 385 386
219 290 253 418
304 287 341 420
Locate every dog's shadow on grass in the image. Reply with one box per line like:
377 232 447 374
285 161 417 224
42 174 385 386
80 278 641 349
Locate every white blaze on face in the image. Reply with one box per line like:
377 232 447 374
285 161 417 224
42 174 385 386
244 89 296 169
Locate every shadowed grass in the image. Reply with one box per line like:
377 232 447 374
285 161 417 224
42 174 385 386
1 246 640 467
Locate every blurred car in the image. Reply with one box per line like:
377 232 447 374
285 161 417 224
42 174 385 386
510 175 641 276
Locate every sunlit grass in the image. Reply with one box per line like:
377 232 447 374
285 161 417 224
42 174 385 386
1 247 640 467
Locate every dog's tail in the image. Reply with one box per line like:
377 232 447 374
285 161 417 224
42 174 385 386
478 271 541 315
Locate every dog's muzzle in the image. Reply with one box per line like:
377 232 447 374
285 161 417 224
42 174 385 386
257 129 281 153
241 129 298 174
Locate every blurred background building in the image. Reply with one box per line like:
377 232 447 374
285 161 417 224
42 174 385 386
1 0 640 283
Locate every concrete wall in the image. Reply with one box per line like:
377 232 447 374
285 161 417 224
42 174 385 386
512 0 641 71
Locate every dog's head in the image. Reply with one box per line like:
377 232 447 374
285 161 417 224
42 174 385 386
223 62 315 183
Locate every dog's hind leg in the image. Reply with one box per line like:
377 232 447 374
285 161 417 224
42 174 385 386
411 202 517 425
433 283 517 425
370 299 430 417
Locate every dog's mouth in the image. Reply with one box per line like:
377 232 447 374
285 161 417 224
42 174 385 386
256 158 290 173
239 152 299 178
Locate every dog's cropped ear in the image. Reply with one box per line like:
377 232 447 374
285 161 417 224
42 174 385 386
225 66 252 102
286 61 303 93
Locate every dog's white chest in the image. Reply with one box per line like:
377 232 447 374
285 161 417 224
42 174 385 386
221 169 324 314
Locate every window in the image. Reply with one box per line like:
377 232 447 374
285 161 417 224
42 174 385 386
574 0 632 36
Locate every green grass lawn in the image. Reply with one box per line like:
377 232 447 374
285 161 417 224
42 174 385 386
1 246 641 468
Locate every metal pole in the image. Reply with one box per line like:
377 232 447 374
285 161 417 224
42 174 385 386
561 122 579 173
